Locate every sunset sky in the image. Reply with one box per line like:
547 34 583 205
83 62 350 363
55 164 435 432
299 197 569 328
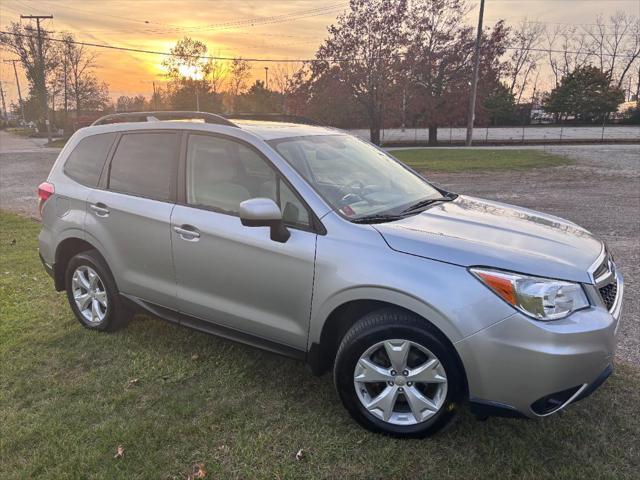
0 0 638 105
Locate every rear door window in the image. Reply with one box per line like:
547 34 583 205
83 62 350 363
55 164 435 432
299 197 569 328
108 132 179 202
64 133 117 187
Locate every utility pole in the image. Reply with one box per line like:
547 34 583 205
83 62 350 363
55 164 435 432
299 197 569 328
4 60 26 125
21 14 53 142
0 81 7 120
152 81 158 110
264 66 269 89
465 0 485 147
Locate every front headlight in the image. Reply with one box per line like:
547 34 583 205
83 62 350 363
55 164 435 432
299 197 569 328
470 268 589 321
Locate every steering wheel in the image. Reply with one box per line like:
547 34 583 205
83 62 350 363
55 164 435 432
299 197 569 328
339 180 374 206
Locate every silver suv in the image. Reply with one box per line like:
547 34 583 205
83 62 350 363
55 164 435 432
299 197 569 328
38 111 623 437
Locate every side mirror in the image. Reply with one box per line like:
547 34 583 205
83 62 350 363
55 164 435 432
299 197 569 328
239 198 290 243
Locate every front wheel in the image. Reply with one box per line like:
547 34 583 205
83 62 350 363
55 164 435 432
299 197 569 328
334 309 464 437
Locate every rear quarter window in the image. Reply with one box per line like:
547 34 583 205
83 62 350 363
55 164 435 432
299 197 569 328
63 133 117 187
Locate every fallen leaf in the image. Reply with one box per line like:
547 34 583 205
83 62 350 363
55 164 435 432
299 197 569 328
295 448 305 461
114 445 124 458
126 378 139 388
188 463 207 479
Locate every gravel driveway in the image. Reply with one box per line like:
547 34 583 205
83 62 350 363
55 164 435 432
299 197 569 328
1 132 638 366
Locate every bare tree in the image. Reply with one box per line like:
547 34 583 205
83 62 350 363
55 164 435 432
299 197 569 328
59 33 100 115
206 57 227 94
545 25 591 88
584 12 640 89
507 19 545 103
228 57 251 111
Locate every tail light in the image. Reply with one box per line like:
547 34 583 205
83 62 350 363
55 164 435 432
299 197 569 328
38 182 55 217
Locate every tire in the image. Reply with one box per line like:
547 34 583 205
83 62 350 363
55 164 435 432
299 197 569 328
334 308 464 438
65 249 131 332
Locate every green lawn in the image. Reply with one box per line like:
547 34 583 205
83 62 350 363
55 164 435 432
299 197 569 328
1 211 638 479
389 148 572 172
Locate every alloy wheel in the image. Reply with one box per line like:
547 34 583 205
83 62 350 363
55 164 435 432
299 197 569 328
353 339 448 425
71 265 108 324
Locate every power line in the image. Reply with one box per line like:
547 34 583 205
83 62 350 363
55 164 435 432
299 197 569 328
2 30 638 63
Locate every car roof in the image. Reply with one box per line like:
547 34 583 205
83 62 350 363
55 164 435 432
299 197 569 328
77 118 343 142
232 120 342 141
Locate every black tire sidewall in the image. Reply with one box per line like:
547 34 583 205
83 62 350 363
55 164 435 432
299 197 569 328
335 319 461 438
65 251 118 331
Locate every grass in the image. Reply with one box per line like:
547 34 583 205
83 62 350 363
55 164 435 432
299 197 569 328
389 148 572 172
1 210 638 479
5 127 37 137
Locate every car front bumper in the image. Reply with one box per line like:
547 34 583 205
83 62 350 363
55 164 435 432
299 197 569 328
456 273 623 418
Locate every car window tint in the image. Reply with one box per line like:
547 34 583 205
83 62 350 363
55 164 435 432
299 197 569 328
64 133 116 187
186 134 310 227
108 133 178 201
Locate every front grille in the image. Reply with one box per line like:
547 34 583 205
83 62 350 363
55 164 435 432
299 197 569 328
599 281 618 311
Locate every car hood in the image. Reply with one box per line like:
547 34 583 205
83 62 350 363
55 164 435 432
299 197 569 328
373 195 602 283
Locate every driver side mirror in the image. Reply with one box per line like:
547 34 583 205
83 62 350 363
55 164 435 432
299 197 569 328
239 198 290 243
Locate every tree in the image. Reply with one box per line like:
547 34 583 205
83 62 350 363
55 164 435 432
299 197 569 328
58 33 107 116
228 58 252 112
236 80 282 113
406 0 509 144
116 95 147 112
544 65 625 122
584 12 640 89
0 22 56 131
311 0 407 145
507 19 545 103
484 83 516 125
162 37 224 112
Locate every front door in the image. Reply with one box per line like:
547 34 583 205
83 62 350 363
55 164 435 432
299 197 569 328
171 133 317 350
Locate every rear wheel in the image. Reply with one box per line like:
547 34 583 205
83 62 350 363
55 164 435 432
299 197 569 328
65 250 131 331
334 308 463 437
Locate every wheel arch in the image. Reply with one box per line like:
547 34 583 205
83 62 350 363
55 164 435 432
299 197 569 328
53 237 109 291
308 296 468 397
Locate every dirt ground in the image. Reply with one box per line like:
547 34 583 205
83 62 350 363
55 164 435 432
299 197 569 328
1 132 638 366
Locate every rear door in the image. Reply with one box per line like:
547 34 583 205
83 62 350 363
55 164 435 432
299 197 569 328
85 130 180 306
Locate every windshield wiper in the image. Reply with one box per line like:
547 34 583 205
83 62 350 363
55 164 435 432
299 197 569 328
351 214 406 224
401 194 457 214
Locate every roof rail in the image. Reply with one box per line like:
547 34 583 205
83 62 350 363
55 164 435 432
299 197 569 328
224 113 321 126
91 111 238 127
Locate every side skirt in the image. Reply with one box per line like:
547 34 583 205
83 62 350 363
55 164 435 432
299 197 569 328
120 293 307 362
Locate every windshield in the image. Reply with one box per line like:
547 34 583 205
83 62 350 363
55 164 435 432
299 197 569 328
270 135 442 220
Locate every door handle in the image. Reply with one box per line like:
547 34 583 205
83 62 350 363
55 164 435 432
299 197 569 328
90 203 110 217
173 225 200 241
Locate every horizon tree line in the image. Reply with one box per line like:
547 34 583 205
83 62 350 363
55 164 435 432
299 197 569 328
1 0 638 142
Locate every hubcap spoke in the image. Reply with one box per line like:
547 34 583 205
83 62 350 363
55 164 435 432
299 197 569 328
355 358 394 383
404 386 439 422
407 358 447 384
94 291 107 307
75 292 91 311
384 340 410 372
366 386 399 422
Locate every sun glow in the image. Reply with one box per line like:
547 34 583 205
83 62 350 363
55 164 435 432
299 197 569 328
178 64 203 80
